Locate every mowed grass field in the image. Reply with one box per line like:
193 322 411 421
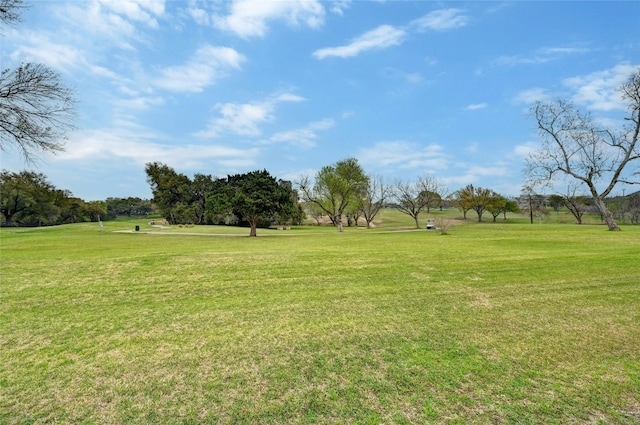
1 210 639 424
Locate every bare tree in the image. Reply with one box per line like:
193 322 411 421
560 184 591 225
0 0 26 27
358 174 390 228
526 69 640 231
393 175 446 228
1 1 76 162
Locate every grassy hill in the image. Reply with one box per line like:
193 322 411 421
1 213 639 423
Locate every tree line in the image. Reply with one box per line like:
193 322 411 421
0 169 156 226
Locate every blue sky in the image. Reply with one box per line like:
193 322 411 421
1 0 639 201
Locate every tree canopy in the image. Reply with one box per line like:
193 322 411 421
298 157 368 232
0 169 105 226
145 162 301 235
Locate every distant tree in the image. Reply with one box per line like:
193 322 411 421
304 202 325 226
105 197 151 218
454 193 473 220
359 174 390 228
548 195 564 212
526 69 640 231
275 179 305 226
393 179 427 228
1 1 76 161
298 158 368 232
455 184 498 223
191 173 215 224
558 185 592 225
502 199 520 220
145 162 192 224
393 175 446 228
488 196 507 222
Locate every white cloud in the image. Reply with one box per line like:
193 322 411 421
466 164 508 177
9 32 85 73
313 25 407 59
442 163 509 188
494 46 589 67
196 92 305 139
313 8 468 60
564 63 639 111
58 128 258 170
358 141 447 170
214 0 325 38
115 96 165 111
330 0 352 16
265 119 334 147
464 103 488 111
154 45 245 93
409 8 469 32
514 87 551 105
513 142 538 158
98 0 165 28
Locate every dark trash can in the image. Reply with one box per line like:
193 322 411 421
135 225 140 231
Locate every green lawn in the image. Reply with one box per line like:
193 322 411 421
1 211 639 424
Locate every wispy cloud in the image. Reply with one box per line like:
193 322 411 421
564 63 639 111
358 141 447 171
57 0 165 49
97 0 165 28
264 119 334 148
330 0 352 16
513 87 552 105
513 142 538 158
494 46 589 67
382 67 423 84
313 25 406 59
409 8 469 32
313 8 468 60
196 92 306 139
213 0 325 38
9 31 86 73
514 63 640 110
464 103 488 111
59 127 258 170
154 45 245 93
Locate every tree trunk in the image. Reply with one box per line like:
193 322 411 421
594 197 620 231
596 198 619 230
3 214 15 226
413 215 420 229
336 214 343 232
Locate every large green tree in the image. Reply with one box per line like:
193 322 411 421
226 170 295 237
0 169 51 225
145 162 193 224
298 157 368 232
